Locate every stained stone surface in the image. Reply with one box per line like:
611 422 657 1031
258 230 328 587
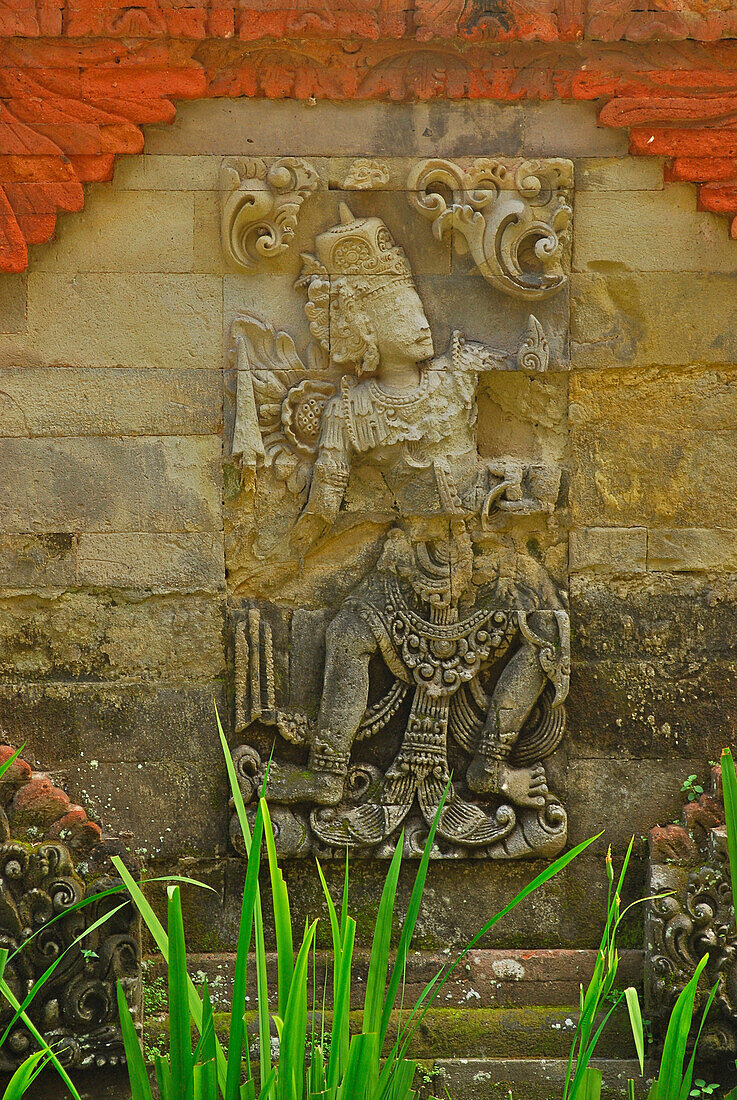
0 97 734 954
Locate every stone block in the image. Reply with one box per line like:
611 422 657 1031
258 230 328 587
0 681 227 769
76 533 224 591
0 437 222 533
566 757 705 852
145 99 525 158
112 154 221 190
567 658 737 761
61 757 228 861
0 368 221 436
0 274 25 333
0 592 225 682
571 575 737 662
22 273 222 369
647 528 737 572
575 157 665 192
574 185 737 273
0 534 76 587
570 364 737 433
569 527 647 574
436 1059 650 1100
570 425 737 528
524 102 628 157
32 187 195 273
571 273 737 368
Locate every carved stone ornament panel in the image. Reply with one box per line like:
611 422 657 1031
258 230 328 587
0 745 141 1071
224 157 572 860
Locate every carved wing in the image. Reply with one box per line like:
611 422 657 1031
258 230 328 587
230 312 336 501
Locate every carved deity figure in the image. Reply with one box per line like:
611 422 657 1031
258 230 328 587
230 203 569 857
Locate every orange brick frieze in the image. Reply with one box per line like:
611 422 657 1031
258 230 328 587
5 2 737 270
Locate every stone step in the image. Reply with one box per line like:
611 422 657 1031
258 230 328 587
434 1059 651 1100
145 948 643 1012
143 1004 639 1061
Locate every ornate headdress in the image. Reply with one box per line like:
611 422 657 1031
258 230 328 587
298 203 417 373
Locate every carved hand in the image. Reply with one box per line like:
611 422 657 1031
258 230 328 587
290 511 329 557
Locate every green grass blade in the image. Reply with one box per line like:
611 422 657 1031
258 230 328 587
338 1033 378 1100
194 1059 218 1100
624 986 645 1076
194 982 217 1068
117 980 154 1100
279 920 318 1100
155 1054 171 1100
225 804 265 1100
721 747 737 929
0 976 82 1100
679 979 719 1100
167 885 194 1100
380 784 448 1048
1 1049 50 1100
654 953 709 1100
577 1067 602 1100
261 799 294 1021
364 834 404 1038
110 854 228 1094
216 707 272 1093
327 916 356 1090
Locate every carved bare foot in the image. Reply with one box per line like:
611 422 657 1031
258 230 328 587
259 761 345 806
467 756 548 810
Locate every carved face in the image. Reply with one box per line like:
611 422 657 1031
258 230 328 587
364 283 434 367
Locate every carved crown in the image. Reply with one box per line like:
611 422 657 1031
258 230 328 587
314 202 413 297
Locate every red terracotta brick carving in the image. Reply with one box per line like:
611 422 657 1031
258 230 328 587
4 2 737 271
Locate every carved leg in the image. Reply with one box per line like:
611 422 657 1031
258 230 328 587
466 642 549 808
261 609 377 805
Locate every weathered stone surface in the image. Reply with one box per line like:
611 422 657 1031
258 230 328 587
575 157 665 192
523 102 628 157
0 682 227 769
571 273 737 368
0 534 77 587
567 757 705 851
569 527 647 575
146 100 526 158
77 533 224 591
32 186 195 273
567 659 737 761
0 592 225 681
570 426 737 527
574 185 737 273
0 437 222 532
62 758 227 861
0 274 26 334
571 574 737 661
0 273 223 370
113 154 221 190
647 528 737 572
0 368 221 436
570 364 737 432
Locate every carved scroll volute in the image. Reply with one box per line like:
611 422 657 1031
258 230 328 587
220 157 319 270
406 158 572 300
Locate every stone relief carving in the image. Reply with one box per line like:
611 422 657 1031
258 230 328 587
225 189 571 860
0 745 141 1071
220 156 320 270
646 763 737 1061
406 158 572 299
342 159 391 189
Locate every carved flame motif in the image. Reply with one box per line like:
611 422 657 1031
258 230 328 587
407 157 572 300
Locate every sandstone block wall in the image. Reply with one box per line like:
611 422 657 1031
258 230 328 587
0 98 734 948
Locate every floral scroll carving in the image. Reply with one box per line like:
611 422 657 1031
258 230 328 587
646 762 737 1061
220 156 320 270
0 744 141 1072
406 158 572 300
